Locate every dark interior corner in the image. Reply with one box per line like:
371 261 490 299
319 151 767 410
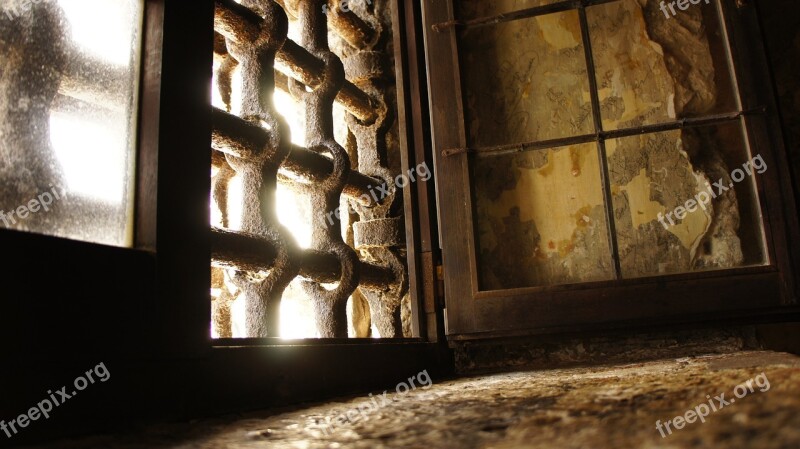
1 0 799 448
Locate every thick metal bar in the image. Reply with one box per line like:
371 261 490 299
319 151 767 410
214 0 376 122
326 5 377 49
431 0 618 31
211 227 278 272
211 106 273 160
278 41 376 122
211 107 380 204
58 53 128 111
211 227 395 289
276 0 377 48
444 108 766 158
600 108 767 139
578 4 622 279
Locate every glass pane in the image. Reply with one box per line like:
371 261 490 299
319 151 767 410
0 0 143 246
459 10 594 148
473 143 615 290
587 0 737 131
457 0 560 20
607 122 766 278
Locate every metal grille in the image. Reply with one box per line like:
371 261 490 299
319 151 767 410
211 0 408 338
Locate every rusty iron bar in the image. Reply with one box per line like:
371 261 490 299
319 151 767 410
214 0 377 123
276 0 376 49
211 107 380 205
211 227 394 290
325 3 376 49
293 0 361 338
219 0 300 337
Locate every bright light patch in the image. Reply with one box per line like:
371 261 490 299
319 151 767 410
49 112 127 203
273 89 304 145
276 183 311 248
211 74 227 112
226 175 244 231
279 280 319 339
230 292 247 338
57 0 139 65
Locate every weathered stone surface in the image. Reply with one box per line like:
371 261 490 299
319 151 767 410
606 130 715 277
474 145 614 288
460 9 593 147
453 326 760 374
28 351 800 448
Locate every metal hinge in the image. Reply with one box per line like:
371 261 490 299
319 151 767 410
435 263 445 306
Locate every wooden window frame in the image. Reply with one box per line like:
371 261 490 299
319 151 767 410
421 0 800 339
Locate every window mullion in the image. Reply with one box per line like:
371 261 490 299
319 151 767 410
578 3 622 279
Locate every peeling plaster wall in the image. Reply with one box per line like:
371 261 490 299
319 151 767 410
461 0 758 289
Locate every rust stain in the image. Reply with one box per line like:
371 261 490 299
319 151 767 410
574 205 593 228
558 239 576 257
538 151 555 177
570 147 582 177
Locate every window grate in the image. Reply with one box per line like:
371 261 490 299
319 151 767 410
210 0 409 339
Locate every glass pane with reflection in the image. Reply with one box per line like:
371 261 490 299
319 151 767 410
606 122 766 278
473 143 615 290
456 0 561 21
0 0 142 246
587 0 737 131
459 10 594 148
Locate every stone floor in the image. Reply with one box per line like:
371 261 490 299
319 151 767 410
22 351 800 449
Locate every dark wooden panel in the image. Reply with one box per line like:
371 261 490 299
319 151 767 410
393 0 423 338
421 0 478 334
148 0 215 356
0 230 157 360
468 271 785 337
135 0 164 250
723 0 800 302
393 0 447 339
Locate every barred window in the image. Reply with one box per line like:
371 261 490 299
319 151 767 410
210 0 414 339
